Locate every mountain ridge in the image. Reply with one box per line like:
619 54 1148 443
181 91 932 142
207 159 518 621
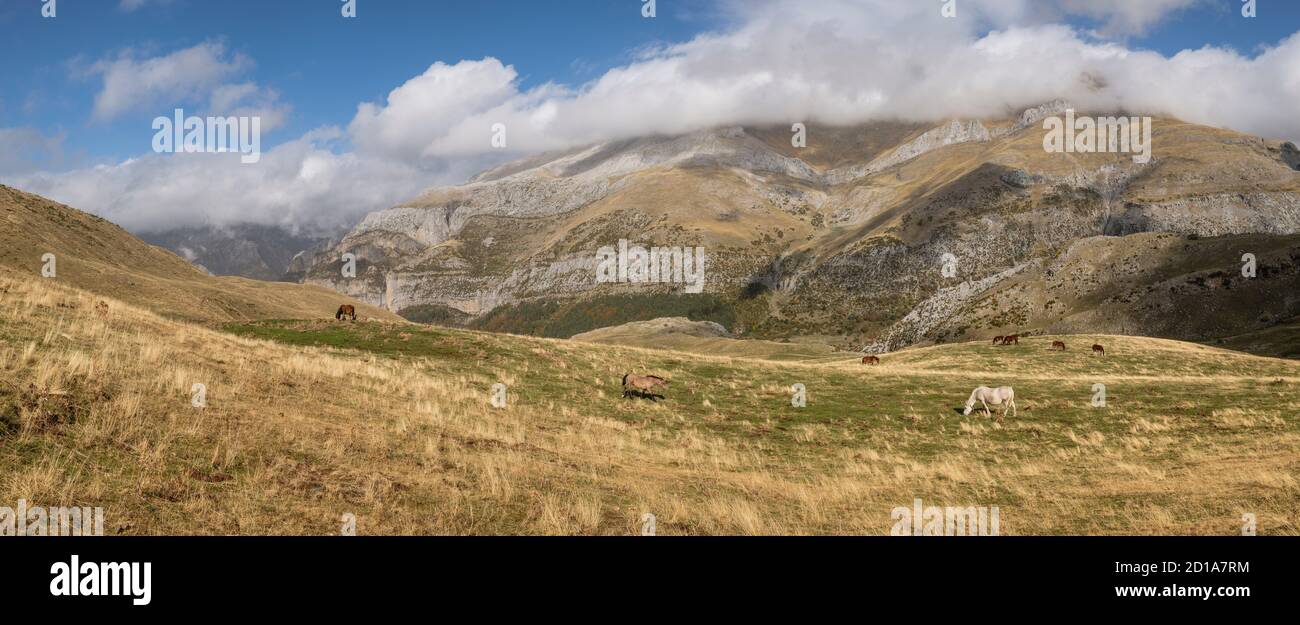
301 105 1300 356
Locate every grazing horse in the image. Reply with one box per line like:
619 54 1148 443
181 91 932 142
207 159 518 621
1051 341 1066 351
862 355 880 365
1001 334 1019 346
1092 344 1105 356
962 386 1017 421
622 373 669 400
336 304 357 321
992 336 1005 346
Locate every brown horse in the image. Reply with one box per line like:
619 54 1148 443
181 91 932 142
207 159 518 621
1001 334 1019 346
336 304 357 321
1051 341 1066 351
622 373 668 400
862 355 880 365
1092 344 1105 356
992 336 1005 345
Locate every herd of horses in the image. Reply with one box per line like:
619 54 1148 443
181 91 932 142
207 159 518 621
857 335 1102 366
618 334 1111 420
330 304 1095 420
856 335 1104 419
860 336 1105 364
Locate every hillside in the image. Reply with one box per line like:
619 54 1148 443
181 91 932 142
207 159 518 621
302 108 1300 355
572 317 844 362
0 185 399 324
3 268 1298 534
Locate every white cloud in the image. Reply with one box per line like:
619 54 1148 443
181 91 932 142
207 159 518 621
7 129 494 235
350 0 1300 159
85 42 287 128
207 82 290 132
348 59 527 161
118 0 174 13
1058 0 1201 36
0 127 68 175
10 0 1300 237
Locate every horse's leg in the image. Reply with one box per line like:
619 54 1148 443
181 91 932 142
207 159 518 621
981 399 991 418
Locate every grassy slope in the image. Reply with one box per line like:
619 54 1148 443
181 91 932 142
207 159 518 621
572 318 844 362
4 272 1298 535
1216 317 1300 360
0 185 398 324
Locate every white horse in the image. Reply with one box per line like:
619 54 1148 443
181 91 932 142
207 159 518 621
963 386 1016 420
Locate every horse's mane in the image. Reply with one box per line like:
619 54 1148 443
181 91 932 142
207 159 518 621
622 373 629 385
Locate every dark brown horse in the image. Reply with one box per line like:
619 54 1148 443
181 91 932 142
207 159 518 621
336 304 357 321
1092 344 1105 356
1001 334 1019 346
1051 341 1066 351
862 355 880 365
992 336 1005 345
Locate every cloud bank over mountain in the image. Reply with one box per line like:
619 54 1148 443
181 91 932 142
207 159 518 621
6 0 1298 234
366 0 1298 157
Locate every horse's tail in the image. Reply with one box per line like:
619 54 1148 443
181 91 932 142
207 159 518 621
621 373 629 386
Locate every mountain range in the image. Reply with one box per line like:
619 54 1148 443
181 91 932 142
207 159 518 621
137 102 1300 356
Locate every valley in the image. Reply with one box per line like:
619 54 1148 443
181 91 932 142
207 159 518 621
1 259 1296 534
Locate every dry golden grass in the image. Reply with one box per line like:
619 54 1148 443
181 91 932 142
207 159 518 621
2 272 1298 535
0 185 399 325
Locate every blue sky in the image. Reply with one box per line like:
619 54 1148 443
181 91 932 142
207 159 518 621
2 0 1298 234
1134 0 1298 52
1 0 721 166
